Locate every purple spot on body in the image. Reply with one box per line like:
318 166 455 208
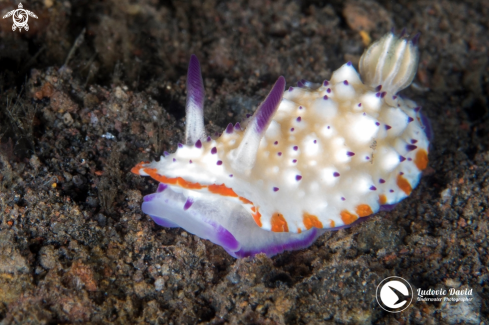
278 152 282 156
246 113 251 118
327 126 330 129
323 95 329 100
390 189 394 193
178 143 183 148
399 156 406 162
207 136 211 142
323 80 329 86
164 151 169 156
406 144 417 151
288 86 294 92
347 151 355 157
358 103 362 107
411 139 418 144
173 158 176 162
363 112 366 116
293 146 298 151
234 122 241 130
381 92 387 98
183 197 194 210
273 187 279 192
195 139 202 148
375 85 382 91
297 80 304 87
341 197 345 201
327 88 331 93
157 183 168 192
211 147 217 154
299 106 303 110
314 140 317 144
343 80 349 85
385 125 392 130
292 159 297 163
274 141 278 145
217 160 223 165
412 33 420 46
414 106 421 112
333 172 340 177
143 194 157 202
189 160 192 164
290 128 295 132
225 123 233 133
393 95 398 100
375 122 380 126
376 92 381 98
370 186 377 191
366 156 370 160
379 179 385 184
408 158 412 161
296 175 302 181
296 116 301 122
347 61 352 66
229 174 233 177
408 117 414 123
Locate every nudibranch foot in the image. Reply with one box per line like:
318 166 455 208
133 31 430 258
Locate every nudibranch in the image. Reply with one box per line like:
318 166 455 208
132 32 430 258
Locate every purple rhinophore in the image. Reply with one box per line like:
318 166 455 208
411 32 421 46
375 85 382 91
399 156 406 162
183 197 194 210
370 186 377 191
385 125 392 130
195 139 202 148
217 160 223 165
343 80 349 86
379 179 386 184
323 80 329 86
406 144 417 151
211 147 217 154
234 122 241 130
186 55 205 112
254 76 286 134
293 146 298 151
333 172 340 177
296 175 302 181
273 187 279 192
323 95 329 100
225 123 234 134
296 116 301 122
274 141 278 145
178 143 183 148
288 86 294 92
277 152 282 156
164 151 169 156
408 117 414 123
347 151 355 157
157 183 168 192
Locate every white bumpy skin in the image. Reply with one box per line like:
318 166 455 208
132 31 429 258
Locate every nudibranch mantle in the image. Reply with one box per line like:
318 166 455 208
132 32 430 258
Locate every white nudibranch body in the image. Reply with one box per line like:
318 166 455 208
132 32 430 258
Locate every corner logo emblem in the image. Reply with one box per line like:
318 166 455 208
376 276 413 313
2 3 38 32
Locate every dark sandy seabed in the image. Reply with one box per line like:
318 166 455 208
0 0 488 324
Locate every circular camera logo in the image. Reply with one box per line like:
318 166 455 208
376 276 413 313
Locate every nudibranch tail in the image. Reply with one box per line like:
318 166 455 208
230 76 286 172
185 54 206 145
359 31 419 96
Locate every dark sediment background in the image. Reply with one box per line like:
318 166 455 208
0 0 488 323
